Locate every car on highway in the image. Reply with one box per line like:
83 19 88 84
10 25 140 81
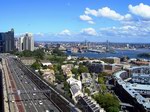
38 101 43 105
11 100 15 103
33 87 36 90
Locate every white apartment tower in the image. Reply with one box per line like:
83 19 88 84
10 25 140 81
19 36 24 51
19 33 34 51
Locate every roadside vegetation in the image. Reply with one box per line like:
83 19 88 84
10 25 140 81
93 93 120 112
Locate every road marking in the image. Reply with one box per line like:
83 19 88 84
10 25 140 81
10 59 39 112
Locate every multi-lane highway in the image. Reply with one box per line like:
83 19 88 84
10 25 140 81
6 57 59 112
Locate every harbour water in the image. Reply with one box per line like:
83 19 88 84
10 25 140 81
67 49 150 59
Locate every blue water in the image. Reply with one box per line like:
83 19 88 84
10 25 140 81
67 49 150 59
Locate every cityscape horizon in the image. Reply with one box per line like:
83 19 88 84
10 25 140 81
1 0 150 42
1 0 150 112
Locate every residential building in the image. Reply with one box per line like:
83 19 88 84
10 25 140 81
67 77 83 103
101 57 120 64
19 33 34 51
81 73 92 85
61 64 74 70
67 77 82 90
103 64 121 74
19 36 24 51
78 95 106 112
113 70 150 112
41 60 52 66
0 29 15 53
70 84 83 103
42 69 55 84
61 64 74 77
14 38 19 50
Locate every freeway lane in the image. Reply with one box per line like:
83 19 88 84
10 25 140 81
9 63 38 112
7 57 59 112
6 59 25 112
15 59 74 112
7 58 38 112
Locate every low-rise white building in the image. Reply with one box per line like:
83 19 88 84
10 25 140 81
41 60 52 66
67 77 82 90
67 77 83 103
81 73 92 85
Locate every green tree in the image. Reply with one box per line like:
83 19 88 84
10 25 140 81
63 81 71 98
53 64 61 73
107 106 119 112
49 55 66 64
93 93 120 112
85 88 90 95
78 65 89 74
31 61 41 69
52 48 66 56
22 50 33 57
99 72 109 77
33 49 45 60
55 74 65 82
72 68 78 75
64 81 70 91
101 84 107 92
98 77 104 84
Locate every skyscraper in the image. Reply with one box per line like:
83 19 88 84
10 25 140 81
0 29 14 53
19 36 24 51
14 38 19 50
19 33 34 51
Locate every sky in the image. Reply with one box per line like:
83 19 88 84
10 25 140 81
1 0 150 42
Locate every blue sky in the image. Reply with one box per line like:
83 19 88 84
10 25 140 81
1 0 150 42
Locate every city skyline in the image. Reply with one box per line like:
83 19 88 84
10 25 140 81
1 0 150 42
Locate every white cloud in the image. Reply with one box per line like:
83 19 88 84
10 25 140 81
79 15 93 21
59 29 71 36
85 8 98 16
99 20 150 38
84 7 132 21
97 7 124 20
129 3 150 19
34 32 44 37
81 28 98 36
124 14 132 21
88 21 95 24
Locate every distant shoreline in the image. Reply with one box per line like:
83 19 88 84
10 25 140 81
67 49 150 59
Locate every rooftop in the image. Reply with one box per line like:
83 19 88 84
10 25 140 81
114 70 150 110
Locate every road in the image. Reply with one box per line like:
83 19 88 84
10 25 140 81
6 57 59 112
14 57 79 112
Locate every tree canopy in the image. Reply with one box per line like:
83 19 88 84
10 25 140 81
78 65 89 74
31 61 41 69
93 93 120 112
71 68 78 75
52 48 66 56
14 49 45 60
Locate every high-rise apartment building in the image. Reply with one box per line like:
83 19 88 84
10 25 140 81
19 36 24 51
0 29 15 53
19 33 34 51
14 38 19 50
